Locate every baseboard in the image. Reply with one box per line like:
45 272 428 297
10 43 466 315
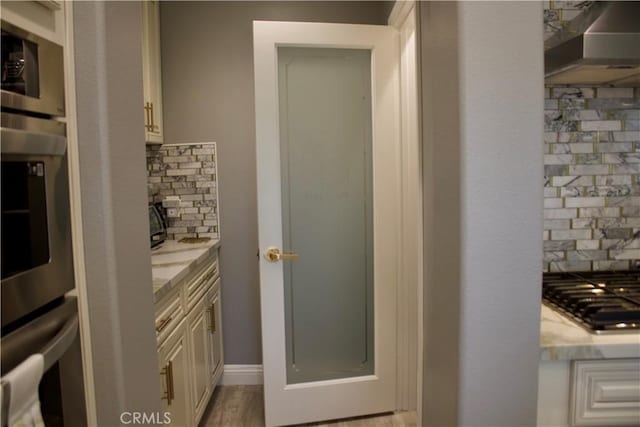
221 364 263 385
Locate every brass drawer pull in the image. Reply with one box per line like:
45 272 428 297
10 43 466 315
160 361 174 405
155 316 172 333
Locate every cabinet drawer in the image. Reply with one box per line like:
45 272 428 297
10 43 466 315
571 359 640 426
186 257 218 311
155 287 184 346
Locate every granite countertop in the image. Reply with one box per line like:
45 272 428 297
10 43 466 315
151 239 221 303
540 304 640 361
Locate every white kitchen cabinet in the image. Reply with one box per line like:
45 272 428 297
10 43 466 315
187 289 213 424
188 275 223 425
158 319 193 427
1 0 66 46
141 0 164 144
570 359 640 426
155 248 223 427
209 281 224 383
538 358 640 427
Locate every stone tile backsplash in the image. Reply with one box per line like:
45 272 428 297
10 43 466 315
146 143 220 241
542 1 639 271
543 87 640 272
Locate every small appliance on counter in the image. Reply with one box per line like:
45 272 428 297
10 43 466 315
149 202 167 248
543 270 640 334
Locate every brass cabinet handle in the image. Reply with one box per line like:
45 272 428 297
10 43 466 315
208 303 216 334
264 247 299 262
144 102 153 131
160 361 174 405
144 102 158 132
155 316 172 333
149 102 157 131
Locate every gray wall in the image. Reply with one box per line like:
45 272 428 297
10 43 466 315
420 2 543 425
160 1 391 364
73 1 162 424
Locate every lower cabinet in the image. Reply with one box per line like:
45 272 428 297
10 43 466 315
188 279 221 423
155 251 224 427
570 359 640 426
158 319 192 427
538 358 640 427
209 282 223 382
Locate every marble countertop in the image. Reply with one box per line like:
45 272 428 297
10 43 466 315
540 304 640 361
151 239 221 303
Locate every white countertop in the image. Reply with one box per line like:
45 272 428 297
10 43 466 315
151 247 639 360
151 239 221 302
540 303 640 361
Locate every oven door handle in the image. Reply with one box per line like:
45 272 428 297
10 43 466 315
40 313 79 373
0 126 66 156
0 314 77 427
0 297 78 375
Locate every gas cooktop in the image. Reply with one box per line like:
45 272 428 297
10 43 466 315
542 270 640 334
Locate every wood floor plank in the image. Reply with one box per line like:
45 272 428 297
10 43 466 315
200 385 415 427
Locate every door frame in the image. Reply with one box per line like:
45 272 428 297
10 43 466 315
63 2 98 425
388 0 422 416
254 20 402 426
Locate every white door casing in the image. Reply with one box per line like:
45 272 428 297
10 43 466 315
254 21 401 427
388 0 421 414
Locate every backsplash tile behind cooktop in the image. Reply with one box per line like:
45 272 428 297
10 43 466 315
543 87 640 272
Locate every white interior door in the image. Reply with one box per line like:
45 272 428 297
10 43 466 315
254 21 400 427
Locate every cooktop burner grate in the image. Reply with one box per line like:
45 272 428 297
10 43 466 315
542 270 640 334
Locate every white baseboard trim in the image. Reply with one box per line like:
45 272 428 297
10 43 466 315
221 364 263 385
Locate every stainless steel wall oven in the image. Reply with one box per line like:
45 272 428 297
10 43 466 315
1 19 85 427
1 112 74 329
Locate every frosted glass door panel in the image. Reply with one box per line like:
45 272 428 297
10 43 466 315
278 47 374 384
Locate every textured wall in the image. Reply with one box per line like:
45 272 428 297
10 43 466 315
73 1 162 423
159 1 391 364
420 2 543 425
542 1 640 271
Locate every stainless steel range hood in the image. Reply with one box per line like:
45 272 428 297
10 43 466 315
545 1 640 85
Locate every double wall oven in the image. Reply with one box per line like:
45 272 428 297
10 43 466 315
1 20 85 427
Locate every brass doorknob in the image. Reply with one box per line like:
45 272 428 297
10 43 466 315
264 247 299 262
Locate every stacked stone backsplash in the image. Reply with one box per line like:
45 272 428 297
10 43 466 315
146 143 220 241
543 87 640 272
542 1 639 272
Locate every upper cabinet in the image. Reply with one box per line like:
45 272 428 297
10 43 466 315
142 0 164 144
1 1 66 46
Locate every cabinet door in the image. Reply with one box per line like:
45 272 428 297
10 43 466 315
158 320 192 427
0 1 66 46
141 0 164 143
571 359 640 426
210 283 224 381
187 293 212 424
